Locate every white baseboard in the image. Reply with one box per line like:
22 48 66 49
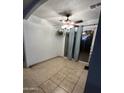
79 60 89 65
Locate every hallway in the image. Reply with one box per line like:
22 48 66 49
79 51 89 62
23 57 88 93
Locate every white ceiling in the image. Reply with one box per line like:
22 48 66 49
32 0 101 25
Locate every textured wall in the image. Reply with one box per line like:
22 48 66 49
23 15 65 67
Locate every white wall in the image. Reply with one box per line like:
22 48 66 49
24 15 65 67
82 19 98 31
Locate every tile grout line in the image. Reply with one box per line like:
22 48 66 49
50 65 70 93
38 86 46 93
38 62 68 93
24 58 86 93
57 67 76 93
71 70 84 93
38 65 65 87
58 86 70 93
50 63 74 93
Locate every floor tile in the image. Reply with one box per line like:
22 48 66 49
23 87 44 93
69 70 82 78
59 78 75 93
24 57 88 93
66 74 79 84
52 87 67 93
51 72 66 85
23 69 38 88
72 70 88 93
40 80 57 93
23 78 38 88
72 85 84 93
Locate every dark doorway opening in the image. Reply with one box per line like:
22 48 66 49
79 30 94 62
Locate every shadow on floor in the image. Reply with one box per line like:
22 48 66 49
79 50 89 62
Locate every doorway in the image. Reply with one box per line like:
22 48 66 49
64 26 96 62
79 30 94 62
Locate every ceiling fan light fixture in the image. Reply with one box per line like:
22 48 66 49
70 21 74 25
61 24 74 29
61 19 74 29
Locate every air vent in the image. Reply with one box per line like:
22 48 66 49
90 2 101 9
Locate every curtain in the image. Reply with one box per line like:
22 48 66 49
74 26 83 61
67 28 75 60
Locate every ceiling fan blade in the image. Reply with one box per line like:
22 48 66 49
74 24 80 27
74 20 83 23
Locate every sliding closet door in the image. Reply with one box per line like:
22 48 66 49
67 28 75 60
74 26 83 60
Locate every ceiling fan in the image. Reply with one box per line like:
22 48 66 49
58 10 83 28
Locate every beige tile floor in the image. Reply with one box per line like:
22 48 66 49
23 57 88 93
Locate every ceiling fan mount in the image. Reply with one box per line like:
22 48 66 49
58 10 83 28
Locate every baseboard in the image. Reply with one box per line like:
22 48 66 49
24 56 89 68
27 56 61 68
79 60 89 65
